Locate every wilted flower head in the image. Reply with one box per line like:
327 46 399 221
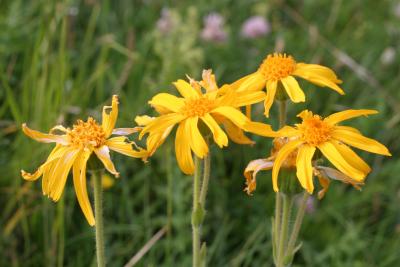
201 12 227 43
241 16 270 39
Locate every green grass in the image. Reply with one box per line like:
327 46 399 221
1 0 399 266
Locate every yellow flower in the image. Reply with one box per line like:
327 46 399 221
244 138 365 197
21 95 147 226
247 109 391 193
137 69 275 175
231 53 344 117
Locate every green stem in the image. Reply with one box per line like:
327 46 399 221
277 194 293 267
278 100 287 127
93 171 105 267
273 192 282 264
199 153 211 206
192 156 201 267
287 192 309 254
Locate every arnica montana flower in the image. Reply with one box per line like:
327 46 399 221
246 109 391 194
21 95 146 226
244 137 365 198
137 70 274 174
231 53 344 117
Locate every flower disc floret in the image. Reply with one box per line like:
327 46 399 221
297 115 333 146
258 53 296 81
67 117 106 148
180 97 215 117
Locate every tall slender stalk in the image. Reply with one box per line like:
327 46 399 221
93 170 105 267
192 156 202 267
277 195 293 267
287 192 309 253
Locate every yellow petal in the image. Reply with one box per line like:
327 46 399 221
264 80 277 117
173 79 200 99
72 149 95 226
296 145 316 193
230 73 254 90
21 145 69 181
201 114 228 147
318 141 366 181
276 126 299 137
48 149 80 201
185 117 208 158
332 128 391 156
139 113 184 139
101 95 119 138
135 115 154 126
296 110 314 120
222 118 254 145
211 106 248 128
149 93 185 113
280 76 305 103
234 91 266 108
106 136 148 158
244 121 277 137
236 72 266 92
175 121 195 174
146 126 174 157
94 146 119 177
331 140 371 174
293 63 344 94
22 123 68 145
325 109 378 125
272 140 303 192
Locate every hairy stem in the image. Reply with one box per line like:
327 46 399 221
93 171 105 267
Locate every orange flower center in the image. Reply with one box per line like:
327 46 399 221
67 117 106 148
297 115 332 146
258 53 296 81
181 97 215 117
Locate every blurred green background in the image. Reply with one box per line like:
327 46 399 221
1 0 399 266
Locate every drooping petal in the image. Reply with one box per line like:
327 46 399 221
264 80 277 117
49 125 69 134
48 149 80 201
325 109 378 125
211 106 249 128
201 114 228 147
94 146 119 177
149 93 185 113
101 95 119 138
296 145 316 193
236 72 266 92
21 145 69 181
185 117 208 158
222 118 254 145
173 79 201 99
331 140 371 174
22 123 69 145
243 158 274 195
272 140 303 192
318 141 366 181
332 128 391 156
112 127 141 136
175 121 195 174
315 172 330 200
139 113 184 139
230 73 254 90
293 63 344 95
280 76 305 103
106 136 148 158
72 149 95 226
244 121 277 137
146 125 174 157
316 165 364 191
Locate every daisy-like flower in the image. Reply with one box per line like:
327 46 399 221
231 53 344 117
246 109 391 193
21 95 147 226
137 70 275 174
244 137 365 198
